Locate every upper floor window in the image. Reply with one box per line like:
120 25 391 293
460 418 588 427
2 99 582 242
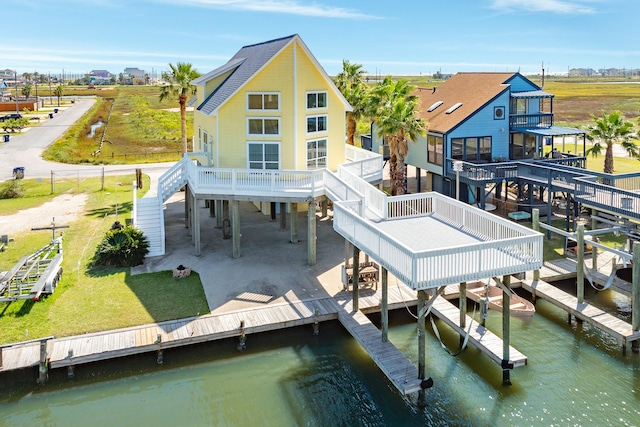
307 115 327 133
248 118 280 136
427 134 443 166
248 142 280 170
307 92 327 109
247 93 279 111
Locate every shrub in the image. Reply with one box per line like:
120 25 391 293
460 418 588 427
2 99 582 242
0 179 23 199
91 225 149 267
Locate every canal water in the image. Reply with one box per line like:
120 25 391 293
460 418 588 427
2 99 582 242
1 284 639 426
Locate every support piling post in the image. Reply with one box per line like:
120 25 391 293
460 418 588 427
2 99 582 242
238 320 247 350
417 290 427 407
308 200 317 266
381 267 388 342
577 224 585 305
156 334 163 364
502 275 512 385
37 339 48 385
532 209 541 295
280 202 287 231
632 242 640 353
231 200 240 259
352 246 360 312
321 198 328 218
459 281 467 347
313 308 320 336
290 203 298 243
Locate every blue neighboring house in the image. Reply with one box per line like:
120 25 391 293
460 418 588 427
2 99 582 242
370 72 585 198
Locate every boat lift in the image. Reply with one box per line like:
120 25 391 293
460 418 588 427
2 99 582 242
0 219 68 303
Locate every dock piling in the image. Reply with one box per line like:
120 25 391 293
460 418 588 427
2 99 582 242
632 242 640 353
156 334 163 364
237 320 247 350
37 339 48 385
313 308 320 336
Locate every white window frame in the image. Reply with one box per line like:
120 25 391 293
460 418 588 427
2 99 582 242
247 141 281 170
306 115 328 134
306 138 328 170
247 117 281 136
306 91 328 110
247 92 280 111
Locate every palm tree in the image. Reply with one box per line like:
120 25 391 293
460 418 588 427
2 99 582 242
53 85 63 107
587 111 636 174
21 84 33 100
159 62 200 155
368 77 425 195
334 60 368 145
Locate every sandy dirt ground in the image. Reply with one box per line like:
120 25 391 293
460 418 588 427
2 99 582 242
0 193 88 236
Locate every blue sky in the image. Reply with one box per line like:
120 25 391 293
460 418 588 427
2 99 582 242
2 0 639 78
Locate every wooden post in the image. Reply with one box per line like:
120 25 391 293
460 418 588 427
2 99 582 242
321 198 328 218
632 242 640 353
577 224 585 304
381 267 388 342
502 275 512 385
37 339 48 384
184 185 190 229
280 202 287 231
352 246 360 312
290 203 298 243
459 281 467 347
591 210 599 271
231 200 240 259
209 199 215 217
194 195 201 257
532 209 540 287
191 193 197 243
417 289 427 407
215 200 223 227
307 200 316 266
270 202 276 221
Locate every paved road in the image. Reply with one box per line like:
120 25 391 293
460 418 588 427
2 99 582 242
0 99 173 182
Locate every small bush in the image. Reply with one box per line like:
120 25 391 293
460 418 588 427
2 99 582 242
91 225 149 267
0 180 23 199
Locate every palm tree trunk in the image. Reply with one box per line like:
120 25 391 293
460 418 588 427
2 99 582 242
604 142 614 174
389 153 398 195
347 113 356 146
179 94 188 155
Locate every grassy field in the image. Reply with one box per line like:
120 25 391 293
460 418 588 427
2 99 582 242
0 175 209 345
42 85 189 164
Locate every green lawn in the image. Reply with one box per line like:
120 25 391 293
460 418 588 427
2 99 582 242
0 175 209 345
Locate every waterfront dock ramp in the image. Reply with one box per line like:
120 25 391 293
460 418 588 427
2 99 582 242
517 279 640 351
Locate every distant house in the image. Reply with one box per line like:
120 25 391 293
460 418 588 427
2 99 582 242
124 67 145 78
370 72 585 197
90 69 111 78
191 34 350 173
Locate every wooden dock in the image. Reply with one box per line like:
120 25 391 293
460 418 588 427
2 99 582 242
517 278 640 349
430 296 528 368
0 281 524 395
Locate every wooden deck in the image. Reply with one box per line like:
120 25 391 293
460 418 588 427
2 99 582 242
517 279 640 347
0 282 525 395
430 296 528 368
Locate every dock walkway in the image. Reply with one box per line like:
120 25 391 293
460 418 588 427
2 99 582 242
517 279 640 349
430 296 527 368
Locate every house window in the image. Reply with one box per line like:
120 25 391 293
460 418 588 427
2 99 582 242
452 136 492 162
510 98 527 115
427 134 443 166
203 130 208 151
510 133 536 160
307 138 327 169
307 115 327 133
248 142 280 169
307 92 327 109
247 93 279 111
248 118 280 135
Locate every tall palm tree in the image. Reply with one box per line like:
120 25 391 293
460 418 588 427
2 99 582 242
587 111 636 174
368 77 425 195
21 84 33 100
334 60 367 146
159 62 200 155
53 85 63 107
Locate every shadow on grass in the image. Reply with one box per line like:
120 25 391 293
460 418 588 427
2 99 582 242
86 265 129 278
84 201 133 219
122 269 209 324
0 300 36 318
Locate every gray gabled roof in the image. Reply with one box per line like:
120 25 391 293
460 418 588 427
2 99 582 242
511 90 554 98
195 35 296 115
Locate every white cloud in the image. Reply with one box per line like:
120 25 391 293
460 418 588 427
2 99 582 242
491 0 596 14
154 0 381 19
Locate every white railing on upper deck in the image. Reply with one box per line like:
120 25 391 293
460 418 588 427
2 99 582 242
344 144 384 183
188 151 211 167
333 194 543 290
158 156 189 202
335 165 386 218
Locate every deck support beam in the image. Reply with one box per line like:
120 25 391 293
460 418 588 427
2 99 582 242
576 224 585 305
280 203 287 231
352 246 360 312
231 200 240 259
417 290 427 407
633 242 640 353
184 184 190 229
215 200 223 227
502 274 512 385
459 281 467 347
381 267 388 342
290 203 298 243
307 200 316 266
194 195 201 256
